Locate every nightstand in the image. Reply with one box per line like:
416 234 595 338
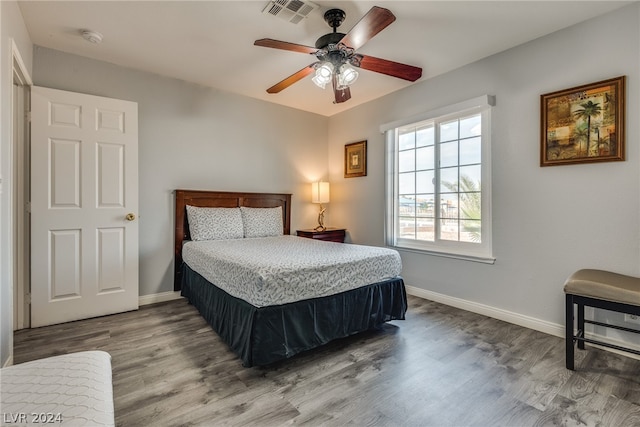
296 228 346 243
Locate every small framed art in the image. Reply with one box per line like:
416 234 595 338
344 140 367 178
540 76 625 166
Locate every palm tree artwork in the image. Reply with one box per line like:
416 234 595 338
541 76 624 166
572 100 602 156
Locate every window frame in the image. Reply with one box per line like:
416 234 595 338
382 95 495 263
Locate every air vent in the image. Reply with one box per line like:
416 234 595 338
262 0 319 24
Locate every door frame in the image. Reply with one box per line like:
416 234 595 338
12 39 32 331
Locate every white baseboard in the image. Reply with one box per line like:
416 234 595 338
3 354 13 368
405 284 640 360
138 291 183 306
405 284 564 337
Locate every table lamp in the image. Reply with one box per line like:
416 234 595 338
311 181 330 231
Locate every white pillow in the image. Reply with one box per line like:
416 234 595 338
186 206 244 241
240 206 284 238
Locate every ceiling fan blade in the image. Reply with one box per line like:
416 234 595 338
254 38 317 55
339 6 396 51
266 65 315 94
358 55 422 82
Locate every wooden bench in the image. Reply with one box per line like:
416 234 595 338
564 269 640 370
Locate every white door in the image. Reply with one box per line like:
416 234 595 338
31 86 139 327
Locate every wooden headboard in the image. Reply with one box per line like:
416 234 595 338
174 189 292 291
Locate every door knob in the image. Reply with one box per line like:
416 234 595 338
125 213 136 221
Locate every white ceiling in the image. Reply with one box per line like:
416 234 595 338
18 1 631 117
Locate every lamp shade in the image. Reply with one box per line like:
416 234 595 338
338 64 358 88
311 181 330 204
312 63 334 89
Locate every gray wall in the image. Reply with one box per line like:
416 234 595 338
1 0 33 366
327 3 640 339
33 46 329 297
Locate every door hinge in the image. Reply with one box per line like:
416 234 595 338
25 201 31 213
26 293 31 304
25 111 31 122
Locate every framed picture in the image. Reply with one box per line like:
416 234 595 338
540 76 625 166
344 140 367 178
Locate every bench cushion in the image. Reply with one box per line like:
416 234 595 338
564 269 640 305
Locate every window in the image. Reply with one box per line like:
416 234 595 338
383 95 494 262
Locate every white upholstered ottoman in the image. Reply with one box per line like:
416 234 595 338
0 351 114 426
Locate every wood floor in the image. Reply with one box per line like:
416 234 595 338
13 295 640 426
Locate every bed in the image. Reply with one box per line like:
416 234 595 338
174 189 407 367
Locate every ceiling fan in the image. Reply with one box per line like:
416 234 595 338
254 6 423 104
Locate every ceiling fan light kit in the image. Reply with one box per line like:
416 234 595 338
255 6 422 104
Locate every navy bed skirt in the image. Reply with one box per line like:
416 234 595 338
181 264 407 367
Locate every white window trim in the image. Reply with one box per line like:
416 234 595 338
383 95 496 263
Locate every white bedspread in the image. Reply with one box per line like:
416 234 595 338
0 351 114 427
182 235 402 307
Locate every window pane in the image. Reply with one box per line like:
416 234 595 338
416 170 434 194
459 165 481 188
461 220 481 243
416 146 434 170
460 114 481 138
440 193 459 221
416 195 434 218
399 216 416 239
416 125 434 147
440 119 458 142
398 195 415 215
399 130 415 150
439 167 458 193
399 150 415 172
460 192 481 220
416 217 434 242
440 219 459 241
440 141 459 168
399 172 415 194
460 137 481 165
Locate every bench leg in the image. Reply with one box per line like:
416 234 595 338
566 294 575 370
577 302 585 350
